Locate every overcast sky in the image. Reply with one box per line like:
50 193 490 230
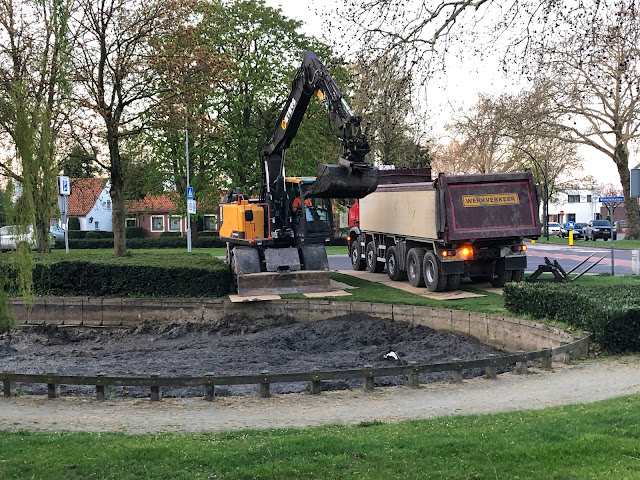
265 0 622 189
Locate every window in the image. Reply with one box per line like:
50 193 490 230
125 218 136 228
94 221 99 230
567 195 580 203
587 195 592 202
151 216 164 232
106 200 112 211
203 215 217 231
169 216 182 232
568 214 576 222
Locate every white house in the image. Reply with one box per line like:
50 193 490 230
67 178 113 231
546 188 601 224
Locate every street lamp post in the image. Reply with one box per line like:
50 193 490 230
513 146 549 241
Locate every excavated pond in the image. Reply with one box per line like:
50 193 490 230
0 313 508 398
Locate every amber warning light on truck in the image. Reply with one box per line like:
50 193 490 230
462 193 519 207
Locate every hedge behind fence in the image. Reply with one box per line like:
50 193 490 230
504 282 640 352
4 253 231 298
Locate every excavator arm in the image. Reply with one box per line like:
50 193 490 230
261 51 377 205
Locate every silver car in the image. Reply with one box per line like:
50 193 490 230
1 225 56 252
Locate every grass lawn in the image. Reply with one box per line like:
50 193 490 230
1 394 639 479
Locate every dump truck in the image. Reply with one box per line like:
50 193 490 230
347 168 541 291
219 51 377 297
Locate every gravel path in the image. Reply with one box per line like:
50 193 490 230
2 355 639 434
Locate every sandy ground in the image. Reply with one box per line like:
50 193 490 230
2 356 640 434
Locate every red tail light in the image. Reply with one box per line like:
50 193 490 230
512 245 527 252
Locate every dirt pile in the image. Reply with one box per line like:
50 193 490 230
0 313 506 398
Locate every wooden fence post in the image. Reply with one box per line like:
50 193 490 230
150 373 162 401
514 351 528 374
450 359 463 384
484 354 497 380
47 372 60 399
204 373 215 402
308 369 322 395
2 371 15 397
363 365 375 391
541 348 552 370
259 370 271 398
407 362 420 388
95 372 108 400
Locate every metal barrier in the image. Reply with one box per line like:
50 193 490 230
1 333 590 402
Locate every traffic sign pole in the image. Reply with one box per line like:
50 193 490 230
186 117 191 253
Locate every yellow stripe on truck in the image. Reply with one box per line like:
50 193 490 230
462 193 519 207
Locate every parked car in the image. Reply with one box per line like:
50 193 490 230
614 220 627 233
560 222 587 239
543 222 562 236
0 225 56 252
50 226 65 240
583 219 617 241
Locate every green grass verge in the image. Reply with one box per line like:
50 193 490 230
1 394 639 479
531 236 640 249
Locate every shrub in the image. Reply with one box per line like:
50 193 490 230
6 253 231 298
126 226 144 238
54 236 227 250
504 282 640 352
68 217 81 230
85 231 100 239
160 232 182 237
68 230 86 239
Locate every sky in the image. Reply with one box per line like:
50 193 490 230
265 0 623 189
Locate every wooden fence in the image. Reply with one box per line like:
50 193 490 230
1 334 590 402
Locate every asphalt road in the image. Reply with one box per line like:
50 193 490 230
328 241 637 277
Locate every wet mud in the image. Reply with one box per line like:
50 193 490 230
0 313 507 398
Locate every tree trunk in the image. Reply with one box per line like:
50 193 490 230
615 146 640 240
108 132 127 257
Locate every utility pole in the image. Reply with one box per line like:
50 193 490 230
186 109 192 253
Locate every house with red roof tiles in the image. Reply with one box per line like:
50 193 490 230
66 178 217 237
125 192 187 237
67 178 113 232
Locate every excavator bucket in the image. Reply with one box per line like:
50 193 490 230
305 162 379 199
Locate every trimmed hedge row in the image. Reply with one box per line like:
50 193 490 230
504 282 640 352
54 237 227 249
54 236 349 250
5 253 231 298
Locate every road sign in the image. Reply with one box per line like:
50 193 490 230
599 196 624 203
57 176 71 196
187 187 194 200
187 199 196 214
567 221 575 229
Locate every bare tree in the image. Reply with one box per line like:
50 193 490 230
520 1 640 239
71 0 181 256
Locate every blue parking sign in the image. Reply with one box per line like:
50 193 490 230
187 187 194 200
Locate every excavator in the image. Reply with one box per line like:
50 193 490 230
219 51 378 297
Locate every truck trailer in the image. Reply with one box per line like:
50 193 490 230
347 169 541 291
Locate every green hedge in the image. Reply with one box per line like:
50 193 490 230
126 226 144 238
504 282 640 352
54 237 227 249
5 253 231 298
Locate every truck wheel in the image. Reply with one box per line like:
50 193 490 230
423 251 447 292
386 246 407 281
366 242 384 273
445 273 461 291
511 269 525 282
350 240 366 271
407 248 426 287
490 260 513 287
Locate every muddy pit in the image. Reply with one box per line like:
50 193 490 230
0 313 509 398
